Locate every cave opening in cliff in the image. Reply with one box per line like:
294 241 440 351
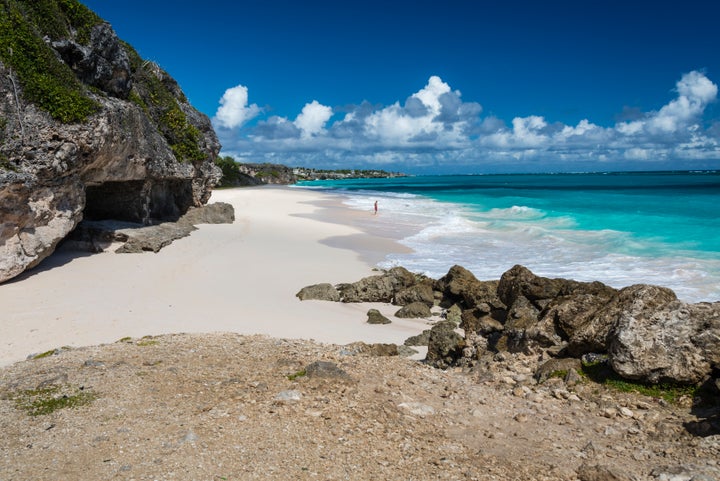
83 180 194 224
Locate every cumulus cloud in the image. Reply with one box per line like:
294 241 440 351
362 75 479 146
216 71 720 172
294 100 333 137
618 70 718 136
214 84 260 129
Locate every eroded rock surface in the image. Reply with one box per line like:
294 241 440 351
0 13 221 282
64 202 234 254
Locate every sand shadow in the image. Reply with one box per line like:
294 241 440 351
3 247 97 284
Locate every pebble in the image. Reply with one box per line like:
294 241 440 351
604 426 618 436
398 402 435 417
619 407 634 418
513 413 528 423
602 408 618 419
527 393 544 403
552 389 570 400
275 390 302 402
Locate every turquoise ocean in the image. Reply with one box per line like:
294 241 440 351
298 171 720 303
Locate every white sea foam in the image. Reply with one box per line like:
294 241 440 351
337 189 720 303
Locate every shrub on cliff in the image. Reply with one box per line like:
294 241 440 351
0 0 101 123
215 155 243 186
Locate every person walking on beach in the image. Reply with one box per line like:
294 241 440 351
374 200 378 215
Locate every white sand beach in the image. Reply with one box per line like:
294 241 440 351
0 187 429 367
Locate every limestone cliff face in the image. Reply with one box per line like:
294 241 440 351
0 1 221 282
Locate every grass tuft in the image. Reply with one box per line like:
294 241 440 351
287 369 307 381
581 360 700 404
12 384 96 416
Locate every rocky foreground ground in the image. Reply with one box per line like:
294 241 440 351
1 333 718 481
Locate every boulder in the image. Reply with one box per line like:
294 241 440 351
296 283 341 302
435 265 504 310
404 329 431 347
548 291 616 356
394 283 434 307
395 302 432 319
366 309 391 324
179 202 235 226
65 202 235 253
426 321 463 369
535 358 583 383
460 308 504 336
338 267 416 303
496 295 560 352
608 286 720 384
343 342 398 357
435 265 479 299
494 266 619 353
444 304 463 325
497 264 565 306
305 361 350 380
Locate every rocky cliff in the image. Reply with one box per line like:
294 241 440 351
0 0 221 282
214 156 407 187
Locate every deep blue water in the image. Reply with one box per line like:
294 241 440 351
297 171 720 302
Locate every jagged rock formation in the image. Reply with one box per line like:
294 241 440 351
64 202 234 254
298 264 720 386
0 0 221 282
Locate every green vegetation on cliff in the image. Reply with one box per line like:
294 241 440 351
0 0 100 123
215 155 247 187
122 42 206 164
0 0 208 163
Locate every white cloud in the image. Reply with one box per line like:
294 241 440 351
214 84 260 129
294 100 333 137
511 116 549 146
413 75 451 115
363 76 474 146
677 70 717 103
560 119 599 138
216 71 720 172
616 120 644 136
618 71 718 136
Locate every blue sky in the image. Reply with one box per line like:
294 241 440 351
81 0 720 174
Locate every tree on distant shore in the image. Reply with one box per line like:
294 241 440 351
214 155 244 187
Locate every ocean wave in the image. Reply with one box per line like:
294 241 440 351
319 179 720 303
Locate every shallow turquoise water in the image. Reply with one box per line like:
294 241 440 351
298 171 720 302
